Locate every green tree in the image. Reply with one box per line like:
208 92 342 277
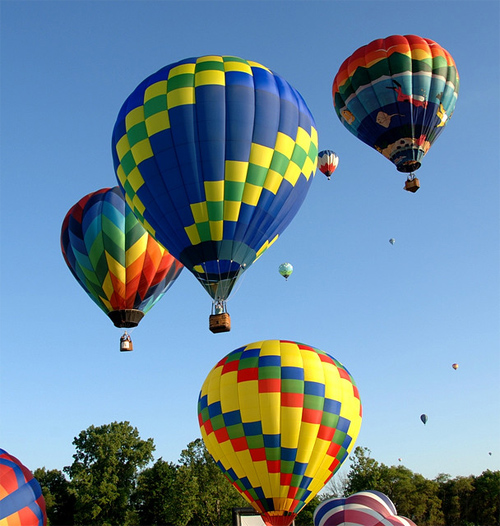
345 447 444 525
34 467 75 525
64 421 155 526
469 470 500 526
134 458 197 526
180 439 247 526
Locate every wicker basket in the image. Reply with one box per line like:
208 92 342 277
209 313 231 333
404 178 420 193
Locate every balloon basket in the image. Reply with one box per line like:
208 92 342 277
120 333 133 352
404 177 420 193
209 313 231 333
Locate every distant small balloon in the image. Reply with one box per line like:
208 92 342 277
420 414 428 425
389 238 396 245
452 363 459 370
278 262 294 280
398 457 402 462
489 452 492 456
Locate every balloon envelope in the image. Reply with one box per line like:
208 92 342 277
332 35 459 174
61 187 183 327
198 340 362 526
0 449 47 526
278 262 293 280
112 56 318 303
389 238 395 245
313 490 417 526
452 363 458 370
317 150 339 179
420 414 428 425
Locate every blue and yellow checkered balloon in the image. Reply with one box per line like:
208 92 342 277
112 56 318 302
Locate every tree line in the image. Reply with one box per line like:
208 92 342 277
34 421 499 526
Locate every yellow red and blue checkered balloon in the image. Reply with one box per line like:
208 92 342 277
198 340 362 526
61 187 183 328
0 449 47 526
112 56 318 302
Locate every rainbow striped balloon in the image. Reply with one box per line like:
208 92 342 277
61 187 183 328
198 340 362 526
333 35 459 175
0 449 47 526
112 56 318 303
313 490 417 526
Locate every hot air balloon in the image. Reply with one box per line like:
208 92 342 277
0 449 47 526
332 35 459 192
61 187 183 351
278 262 293 280
313 490 417 526
389 238 395 245
420 414 428 425
198 340 362 526
112 56 318 333
452 363 458 370
317 150 339 180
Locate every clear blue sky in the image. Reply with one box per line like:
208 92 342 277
1 0 499 486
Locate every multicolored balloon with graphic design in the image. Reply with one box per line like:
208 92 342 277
112 56 318 309
0 449 47 526
198 340 362 526
332 35 459 180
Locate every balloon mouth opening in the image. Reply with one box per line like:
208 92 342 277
397 160 421 173
108 309 144 328
260 512 297 526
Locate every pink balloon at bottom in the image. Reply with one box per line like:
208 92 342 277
313 490 417 526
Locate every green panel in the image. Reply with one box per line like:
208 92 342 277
290 145 307 169
144 95 168 119
258 366 281 380
246 435 264 449
196 60 225 72
196 221 211 242
120 151 137 176
269 151 290 176
207 200 224 221
127 121 148 147
211 414 225 431
227 423 245 439
246 164 269 186
321 412 340 427
167 73 195 91
282 379 304 394
224 180 245 201
239 355 259 369
265 447 281 461
303 394 324 410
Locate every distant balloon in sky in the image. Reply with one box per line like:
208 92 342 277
318 150 339 180
398 457 402 462
0 448 47 526
452 363 459 370
313 490 417 526
389 238 395 245
61 187 183 349
420 414 428 425
332 35 459 193
278 262 293 280
112 55 318 333
198 340 362 526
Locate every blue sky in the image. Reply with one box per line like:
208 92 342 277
1 0 499 487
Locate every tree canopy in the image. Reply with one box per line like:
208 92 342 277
34 425 499 526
